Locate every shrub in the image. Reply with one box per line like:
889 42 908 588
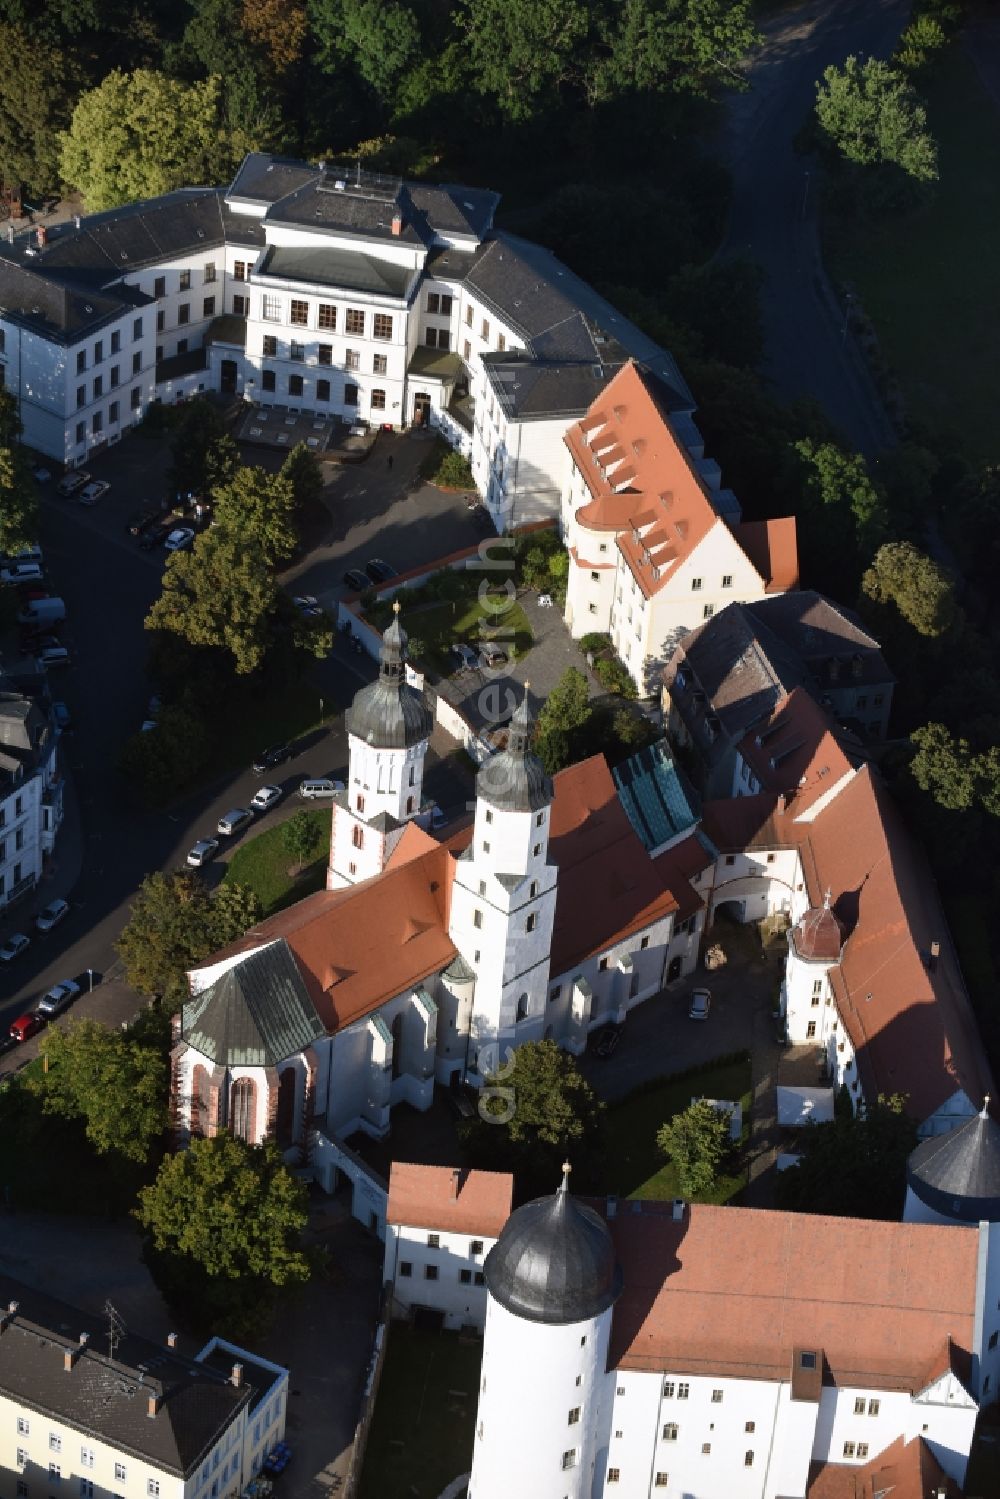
593 655 638 698
432 448 475 489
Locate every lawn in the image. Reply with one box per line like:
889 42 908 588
603 1054 753 1202
824 47 1000 464
223 808 329 916
370 587 533 677
200 677 332 784
360 1327 482 1499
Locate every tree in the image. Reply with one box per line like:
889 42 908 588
212 466 298 565
861 542 957 638
29 1019 168 1164
0 23 82 195
661 257 764 368
535 667 591 772
59 70 233 211
118 703 213 804
309 0 421 101
135 1135 310 1330
0 446 39 556
815 55 938 183
282 810 323 873
796 439 888 551
894 14 948 74
460 0 590 120
280 442 324 522
145 528 279 675
775 1094 917 1219
656 1098 731 1198
461 1039 605 1196
909 722 977 812
241 0 309 72
169 400 238 499
589 0 759 105
115 870 262 1009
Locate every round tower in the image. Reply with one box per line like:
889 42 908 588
469 1164 622 1499
904 1097 1000 1225
782 889 844 1047
328 605 432 888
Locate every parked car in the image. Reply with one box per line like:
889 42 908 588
37 978 82 1016
297 777 344 800
292 594 324 617
480 642 508 667
595 1023 625 1058
56 470 90 497
217 808 253 837
451 642 479 670
252 743 292 773
127 506 162 536
251 785 283 813
4 545 43 566
36 643 70 670
164 527 195 552
30 462 52 483
18 596 66 627
1 561 43 584
342 568 369 591
9 1012 43 1042
0 933 30 963
51 702 72 731
78 479 110 506
186 838 220 868
365 558 397 583
688 988 712 1021
35 898 70 933
140 522 173 551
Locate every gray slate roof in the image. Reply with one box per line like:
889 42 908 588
475 692 552 813
0 691 50 781
0 1276 253 1476
258 244 414 299
182 939 326 1064
907 1109 1000 1223
347 613 433 751
485 1171 623 1325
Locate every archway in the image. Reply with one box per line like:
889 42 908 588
276 1069 296 1148
220 359 237 395
667 955 682 983
230 1077 257 1143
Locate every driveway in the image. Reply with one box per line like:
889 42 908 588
718 0 907 455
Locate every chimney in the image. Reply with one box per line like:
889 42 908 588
231 1362 243 1388
63 1336 87 1372
0 1301 18 1333
777 792 787 814
36 224 48 249
391 212 403 237
147 1391 161 1418
671 1198 685 1222
166 1332 178 1349
928 940 940 972
450 1168 461 1201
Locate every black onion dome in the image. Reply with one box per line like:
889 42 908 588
476 689 553 814
906 1101 1000 1224
484 1164 623 1325
346 606 433 750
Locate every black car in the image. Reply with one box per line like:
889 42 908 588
342 568 369 592
365 558 397 583
140 522 173 551
252 742 292 773
595 1023 624 1059
127 507 162 537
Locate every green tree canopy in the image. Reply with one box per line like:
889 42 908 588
115 870 262 1010
535 666 591 773
0 22 82 194
282 809 324 872
59 69 233 211
212 465 298 565
656 1097 731 1198
0 445 39 556
308 0 421 101
29 1018 168 1164
815 55 938 182
280 441 324 519
145 527 279 674
861 541 957 638
775 1094 917 1219
118 703 213 805
169 400 239 499
909 722 977 812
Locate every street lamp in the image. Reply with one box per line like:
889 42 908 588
319 698 324 723
87 968 93 992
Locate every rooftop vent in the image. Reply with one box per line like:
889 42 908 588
671 1198 685 1222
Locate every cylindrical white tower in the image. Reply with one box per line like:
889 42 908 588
469 1164 622 1499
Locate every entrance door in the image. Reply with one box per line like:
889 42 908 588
413 391 431 426
220 359 237 395
667 955 683 983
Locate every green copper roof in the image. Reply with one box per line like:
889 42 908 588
182 940 326 1066
613 738 700 852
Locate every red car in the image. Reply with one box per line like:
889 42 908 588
9 1012 43 1042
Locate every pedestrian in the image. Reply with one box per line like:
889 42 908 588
387 454 394 472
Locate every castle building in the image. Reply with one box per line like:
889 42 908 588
389 1162 983 1499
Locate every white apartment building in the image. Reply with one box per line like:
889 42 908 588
0 1278 288 1499
0 690 64 911
561 360 799 694
0 154 695 532
396 1165 983 1499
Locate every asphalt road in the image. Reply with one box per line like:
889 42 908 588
0 430 480 1040
718 0 909 455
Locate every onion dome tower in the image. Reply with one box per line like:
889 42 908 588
469 1164 622 1499
328 604 432 888
904 1097 1000 1225
790 889 845 964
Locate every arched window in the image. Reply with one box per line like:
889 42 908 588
516 993 529 1023
230 1077 257 1143
408 766 415 786
276 1069 297 1148
353 825 364 848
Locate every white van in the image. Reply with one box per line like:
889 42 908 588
297 778 344 800
217 807 253 836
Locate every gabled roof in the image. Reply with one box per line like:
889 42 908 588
732 518 799 593
606 1201 978 1390
737 687 855 812
807 1434 960 1499
612 738 700 852
388 1163 513 1238
182 940 325 1066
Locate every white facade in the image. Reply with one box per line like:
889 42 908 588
384 1223 495 1330
0 696 63 911
328 732 427 889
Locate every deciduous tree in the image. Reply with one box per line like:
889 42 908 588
0 446 39 557
909 722 977 812
656 1098 731 1198
535 666 592 773
282 810 323 873
861 541 956 638
815 55 938 182
280 442 324 521
115 870 262 1009
775 1094 917 1219
30 1019 168 1164
169 399 238 499
212 466 298 565
145 528 278 674
0 23 82 195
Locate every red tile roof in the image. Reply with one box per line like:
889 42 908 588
387 1162 514 1238
548 755 680 974
737 687 855 813
807 1435 960 1499
606 1201 978 1388
732 517 800 593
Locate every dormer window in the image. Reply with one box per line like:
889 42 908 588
799 1351 817 1370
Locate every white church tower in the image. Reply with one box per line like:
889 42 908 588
448 689 558 1082
469 1163 622 1499
328 604 433 889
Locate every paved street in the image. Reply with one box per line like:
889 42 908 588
718 0 907 455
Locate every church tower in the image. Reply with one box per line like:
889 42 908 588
328 605 433 889
447 689 558 1082
470 1163 622 1499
